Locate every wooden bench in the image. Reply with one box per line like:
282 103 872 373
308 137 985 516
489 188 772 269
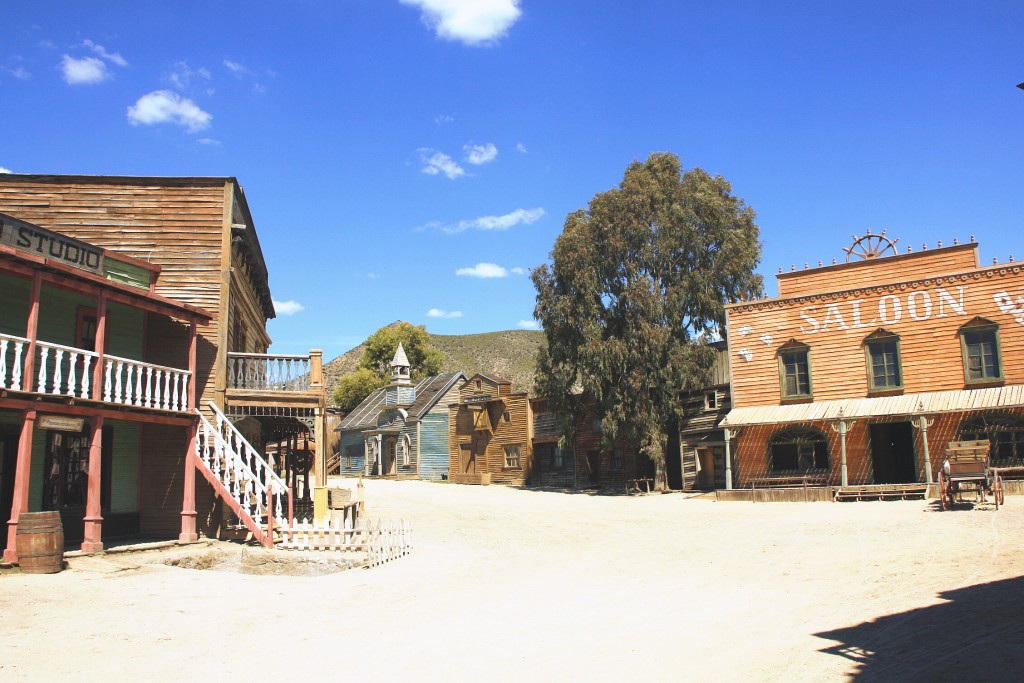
749 474 828 502
833 484 928 502
327 488 361 526
626 478 654 495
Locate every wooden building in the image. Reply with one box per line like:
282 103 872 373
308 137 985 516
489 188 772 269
335 344 466 480
448 374 532 485
674 342 732 490
721 235 1024 491
0 175 326 559
530 395 649 490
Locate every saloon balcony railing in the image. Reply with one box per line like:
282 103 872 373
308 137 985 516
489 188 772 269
0 332 192 412
227 352 320 393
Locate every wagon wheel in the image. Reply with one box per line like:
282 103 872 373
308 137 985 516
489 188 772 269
938 471 951 511
994 472 1004 509
844 230 900 262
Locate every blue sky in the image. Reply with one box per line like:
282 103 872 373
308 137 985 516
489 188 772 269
2 1 1022 359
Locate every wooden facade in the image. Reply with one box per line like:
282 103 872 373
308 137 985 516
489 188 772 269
722 240 1024 489
336 364 466 481
0 174 326 559
448 374 532 485
0 209 211 561
675 342 732 490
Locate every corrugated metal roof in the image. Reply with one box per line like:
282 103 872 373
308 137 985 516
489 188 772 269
721 385 1024 427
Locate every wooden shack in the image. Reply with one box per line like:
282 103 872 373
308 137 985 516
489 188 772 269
721 235 1024 492
448 374 532 485
674 341 732 490
336 344 466 480
0 175 326 558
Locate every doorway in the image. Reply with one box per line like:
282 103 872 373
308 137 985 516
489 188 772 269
586 450 601 486
0 430 17 550
869 422 917 484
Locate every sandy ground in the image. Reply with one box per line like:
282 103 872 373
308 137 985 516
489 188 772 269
2 479 1023 682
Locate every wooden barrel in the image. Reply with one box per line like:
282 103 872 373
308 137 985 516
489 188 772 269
16 511 64 574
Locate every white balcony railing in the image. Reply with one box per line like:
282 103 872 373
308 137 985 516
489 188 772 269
227 352 311 392
0 332 191 412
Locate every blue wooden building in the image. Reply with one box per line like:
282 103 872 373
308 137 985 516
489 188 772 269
336 344 465 480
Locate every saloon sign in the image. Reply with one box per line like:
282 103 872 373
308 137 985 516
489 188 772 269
797 285 1024 334
0 212 104 274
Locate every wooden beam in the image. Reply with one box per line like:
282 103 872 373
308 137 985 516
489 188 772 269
0 396 197 427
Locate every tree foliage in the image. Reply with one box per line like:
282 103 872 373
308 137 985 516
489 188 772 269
359 322 443 380
532 152 763 487
332 322 445 411
332 367 387 412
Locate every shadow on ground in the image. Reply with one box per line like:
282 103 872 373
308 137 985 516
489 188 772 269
815 575 1024 681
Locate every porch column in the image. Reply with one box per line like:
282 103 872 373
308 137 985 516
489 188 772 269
187 319 198 411
313 407 327 522
4 409 36 563
91 293 108 401
723 427 734 490
179 422 199 543
81 415 104 553
22 272 42 388
918 415 935 484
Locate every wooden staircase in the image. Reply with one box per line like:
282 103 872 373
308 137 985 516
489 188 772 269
194 402 290 547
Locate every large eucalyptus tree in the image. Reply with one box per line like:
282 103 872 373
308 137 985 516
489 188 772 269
532 152 763 488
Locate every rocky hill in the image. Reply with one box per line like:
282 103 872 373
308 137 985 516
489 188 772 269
323 324 545 401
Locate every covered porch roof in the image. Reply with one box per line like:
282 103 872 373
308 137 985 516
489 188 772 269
721 385 1024 428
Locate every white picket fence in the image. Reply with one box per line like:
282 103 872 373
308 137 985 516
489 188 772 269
277 517 413 567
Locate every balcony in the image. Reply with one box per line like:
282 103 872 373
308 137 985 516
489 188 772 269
225 351 325 411
0 332 193 413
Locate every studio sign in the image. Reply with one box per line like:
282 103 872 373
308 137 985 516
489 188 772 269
799 286 969 334
0 213 104 274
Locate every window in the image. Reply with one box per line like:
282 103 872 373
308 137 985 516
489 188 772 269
400 434 412 466
232 306 247 353
503 410 511 423
554 444 564 468
960 320 1002 383
345 445 360 469
611 448 623 470
778 341 811 399
958 413 1024 466
76 307 98 352
42 426 112 511
865 332 902 391
768 427 829 473
591 418 602 433
704 391 718 411
504 445 521 469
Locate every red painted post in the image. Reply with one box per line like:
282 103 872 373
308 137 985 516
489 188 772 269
179 423 199 543
264 458 274 548
92 293 107 401
81 415 104 553
3 409 36 563
187 319 197 411
22 273 42 391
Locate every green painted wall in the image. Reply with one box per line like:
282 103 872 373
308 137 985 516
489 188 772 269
104 258 150 290
0 411 138 514
0 272 30 337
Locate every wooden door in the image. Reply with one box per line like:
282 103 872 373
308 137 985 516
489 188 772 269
0 430 17 550
586 450 600 486
697 447 716 490
460 443 476 474
384 438 397 476
869 422 917 484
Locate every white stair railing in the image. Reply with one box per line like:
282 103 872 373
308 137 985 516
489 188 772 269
194 402 288 534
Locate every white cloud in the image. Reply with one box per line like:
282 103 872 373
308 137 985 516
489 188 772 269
401 0 522 46
456 263 509 278
0 167 12 174
224 59 251 75
427 308 464 319
61 55 108 84
510 267 527 275
517 319 541 330
464 142 498 165
127 90 212 132
434 114 455 125
273 300 305 316
418 149 465 179
516 142 527 153
425 207 544 235
2 65 31 80
197 138 221 146
169 61 211 90
366 273 382 280
83 39 127 67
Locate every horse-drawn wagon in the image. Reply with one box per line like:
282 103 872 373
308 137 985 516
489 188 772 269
938 440 1004 510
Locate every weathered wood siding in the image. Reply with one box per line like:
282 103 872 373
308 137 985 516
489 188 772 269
338 430 366 476
570 408 645 489
0 178 236 412
139 423 215 538
449 375 533 485
726 255 1024 409
419 414 449 480
776 244 979 298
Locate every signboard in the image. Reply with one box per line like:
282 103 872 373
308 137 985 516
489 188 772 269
0 212 104 274
38 415 87 432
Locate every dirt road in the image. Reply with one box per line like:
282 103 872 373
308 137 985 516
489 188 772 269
2 479 1022 681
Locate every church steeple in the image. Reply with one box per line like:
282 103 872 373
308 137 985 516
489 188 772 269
390 342 411 386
